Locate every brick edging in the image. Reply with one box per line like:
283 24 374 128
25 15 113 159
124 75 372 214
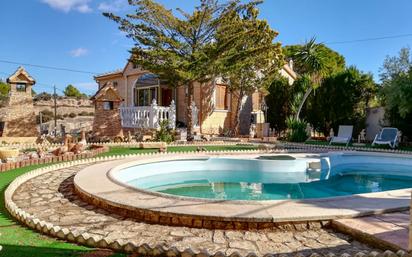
0 146 109 173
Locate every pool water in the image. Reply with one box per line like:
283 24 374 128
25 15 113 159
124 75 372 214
125 170 412 200
114 156 412 201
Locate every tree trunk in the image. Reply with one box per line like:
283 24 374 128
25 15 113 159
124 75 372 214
186 81 195 141
295 87 313 120
233 90 244 136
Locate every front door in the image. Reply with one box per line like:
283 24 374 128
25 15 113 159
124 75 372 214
161 88 173 106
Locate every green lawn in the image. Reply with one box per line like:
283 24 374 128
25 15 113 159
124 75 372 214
0 143 258 256
0 164 121 257
304 140 412 151
98 144 259 157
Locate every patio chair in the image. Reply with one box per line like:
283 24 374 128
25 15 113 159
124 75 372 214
372 127 399 149
329 125 353 146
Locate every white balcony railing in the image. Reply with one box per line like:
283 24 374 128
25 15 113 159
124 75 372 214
120 99 177 129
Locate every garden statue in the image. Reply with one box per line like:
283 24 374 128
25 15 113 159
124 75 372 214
329 128 334 139
249 124 256 138
358 129 366 143
305 124 312 138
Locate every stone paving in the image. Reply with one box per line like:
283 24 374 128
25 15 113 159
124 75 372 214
11 163 378 256
332 212 410 251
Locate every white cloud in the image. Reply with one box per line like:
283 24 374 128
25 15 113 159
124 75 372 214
41 0 92 13
98 0 128 12
69 47 89 57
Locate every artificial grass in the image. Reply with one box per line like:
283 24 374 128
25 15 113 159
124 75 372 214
0 164 125 257
305 140 412 151
0 144 258 256
98 144 259 157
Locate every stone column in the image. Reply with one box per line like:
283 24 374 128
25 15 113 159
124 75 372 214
169 100 176 129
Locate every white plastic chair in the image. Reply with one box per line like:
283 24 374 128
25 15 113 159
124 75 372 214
330 125 353 146
372 127 399 149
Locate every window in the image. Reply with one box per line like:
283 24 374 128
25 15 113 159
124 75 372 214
113 81 118 88
103 101 114 110
215 84 229 110
16 84 26 92
134 87 158 106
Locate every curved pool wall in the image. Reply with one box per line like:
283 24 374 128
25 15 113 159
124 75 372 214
73 153 412 229
324 152 412 178
111 152 412 201
113 157 319 188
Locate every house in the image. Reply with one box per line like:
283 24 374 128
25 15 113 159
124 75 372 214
93 61 296 136
0 67 38 139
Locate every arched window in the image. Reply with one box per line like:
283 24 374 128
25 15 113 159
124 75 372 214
134 74 159 106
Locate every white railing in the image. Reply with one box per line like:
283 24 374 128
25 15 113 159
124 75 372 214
120 99 177 129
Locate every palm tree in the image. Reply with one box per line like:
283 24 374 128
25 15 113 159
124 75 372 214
293 37 327 119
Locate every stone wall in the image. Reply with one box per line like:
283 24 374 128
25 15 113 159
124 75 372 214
0 91 38 137
92 101 123 137
34 98 94 116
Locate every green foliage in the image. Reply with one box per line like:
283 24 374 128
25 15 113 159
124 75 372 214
284 38 335 119
305 66 376 136
154 120 175 143
63 84 82 98
286 116 308 142
380 47 412 138
265 76 296 132
0 80 10 96
284 42 345 76
104 0 269 139
215 1 283 135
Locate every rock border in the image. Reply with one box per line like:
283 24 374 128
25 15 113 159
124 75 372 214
0 146 109 173
4 148 412 256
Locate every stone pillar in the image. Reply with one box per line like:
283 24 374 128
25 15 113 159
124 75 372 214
169 100 176 129
1 66 38 137
92 101 123 138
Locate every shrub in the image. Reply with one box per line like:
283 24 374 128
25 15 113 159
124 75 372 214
78 111 94 116
154 120 174 143
286 117 308 142
34 92 52 101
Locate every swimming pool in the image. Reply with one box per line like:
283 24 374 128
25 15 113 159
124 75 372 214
111 153 412 200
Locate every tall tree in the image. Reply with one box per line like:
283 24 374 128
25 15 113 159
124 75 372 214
104 0 244 140
215 1 283 135
284 38 330 119
380 47 412 138
305 66 376 136
64 84 82 97
283 43 345 75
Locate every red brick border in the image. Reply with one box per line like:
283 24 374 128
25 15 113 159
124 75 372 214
0 146 109 173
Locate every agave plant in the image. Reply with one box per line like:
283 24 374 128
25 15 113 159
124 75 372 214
286 116 308 142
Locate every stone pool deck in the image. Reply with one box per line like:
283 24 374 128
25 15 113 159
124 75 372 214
332 212 410 251
74 154 411 229
5 152 412 256
9 162 377 256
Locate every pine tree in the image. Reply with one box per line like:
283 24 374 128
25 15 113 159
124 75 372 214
104 0 254 140
215 2 283 135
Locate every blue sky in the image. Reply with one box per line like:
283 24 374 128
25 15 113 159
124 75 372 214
0 0 411 95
